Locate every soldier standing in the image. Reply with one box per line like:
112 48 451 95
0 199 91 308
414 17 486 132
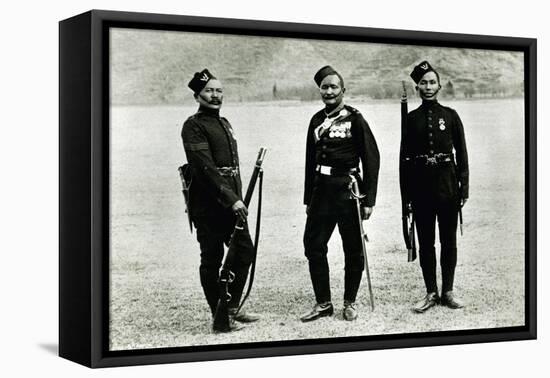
181 69 259 331
301 66 380 322
400 61 469 313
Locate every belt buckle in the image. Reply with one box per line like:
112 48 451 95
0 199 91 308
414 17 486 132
219 167 236 176
426 156 437 166
319 165 331 175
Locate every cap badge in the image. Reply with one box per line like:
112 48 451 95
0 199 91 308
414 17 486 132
420 63 429 70
200 73 209 81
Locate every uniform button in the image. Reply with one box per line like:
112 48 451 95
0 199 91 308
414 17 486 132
429 141 434 145
429 150 434 154
428 124 433 128
429 132 433 137
321 154 327 159
428 110 433 114
428 116 432 121
322 145 327 150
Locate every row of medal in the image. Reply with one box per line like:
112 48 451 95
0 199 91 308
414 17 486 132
328 123 352 139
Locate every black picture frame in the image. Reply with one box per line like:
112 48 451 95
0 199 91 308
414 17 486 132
59 9 537 368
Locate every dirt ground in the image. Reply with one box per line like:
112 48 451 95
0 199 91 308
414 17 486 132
109 98 525 350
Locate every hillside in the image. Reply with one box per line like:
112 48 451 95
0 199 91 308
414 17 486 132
110 28 524 105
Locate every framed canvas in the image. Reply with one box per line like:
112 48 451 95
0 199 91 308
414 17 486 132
59 9 536 368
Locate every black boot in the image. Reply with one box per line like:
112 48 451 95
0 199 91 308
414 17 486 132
229 307 260 323
212 317 243 333
343 301 358 321
412 292 440 313
300 302 334 322
441 291 464 309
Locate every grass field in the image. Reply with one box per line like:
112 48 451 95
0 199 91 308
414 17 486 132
109 98 525 350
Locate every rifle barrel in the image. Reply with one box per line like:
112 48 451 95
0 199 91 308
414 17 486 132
243 147 267 206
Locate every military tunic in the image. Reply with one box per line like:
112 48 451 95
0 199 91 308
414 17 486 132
303 104 380 304
400 100 469 294
182 108 242 217
181 106 254 314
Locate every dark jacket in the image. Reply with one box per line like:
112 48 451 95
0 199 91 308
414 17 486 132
181 107 242 218
400 100 469 204
304 104 380 211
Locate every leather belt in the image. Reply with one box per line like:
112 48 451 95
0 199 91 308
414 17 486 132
217 166 239 177
414 153 453 166
316 164 358 176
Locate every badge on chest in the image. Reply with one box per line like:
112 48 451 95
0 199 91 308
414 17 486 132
439 118 446 131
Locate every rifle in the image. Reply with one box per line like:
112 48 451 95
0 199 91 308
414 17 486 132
399 80 417 261
234 164 264 318
177 164 193 233
213 147 267 332
349 175 374 311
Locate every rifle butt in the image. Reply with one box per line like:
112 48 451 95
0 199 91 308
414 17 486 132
212 270 233 332
212 294 230 332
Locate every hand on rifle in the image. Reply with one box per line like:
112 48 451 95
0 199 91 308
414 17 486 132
362 206 373 220
461 197 468 208
232 200 248 222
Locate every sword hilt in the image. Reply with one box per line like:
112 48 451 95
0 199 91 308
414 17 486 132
349 174 366 199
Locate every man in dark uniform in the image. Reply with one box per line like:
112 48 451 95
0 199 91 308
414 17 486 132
181 69 259 330
301 66 380 322
400 61 469 313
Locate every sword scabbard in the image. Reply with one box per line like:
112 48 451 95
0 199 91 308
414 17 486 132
349 175 374 311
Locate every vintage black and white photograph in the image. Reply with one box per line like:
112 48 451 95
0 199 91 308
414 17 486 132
107 26 526 351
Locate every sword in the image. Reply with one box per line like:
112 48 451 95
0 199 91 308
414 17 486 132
349 175 374 311
459 208 463 236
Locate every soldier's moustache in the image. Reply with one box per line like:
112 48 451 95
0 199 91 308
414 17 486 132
198 93 222 105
